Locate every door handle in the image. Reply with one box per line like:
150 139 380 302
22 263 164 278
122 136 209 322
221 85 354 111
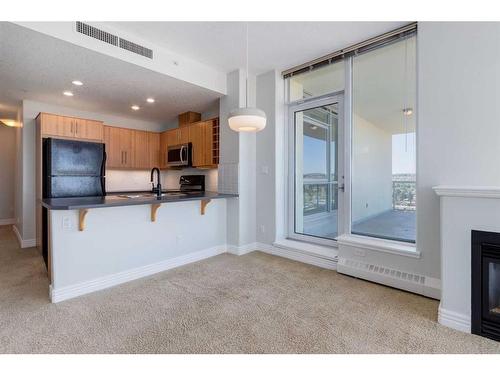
338 184 345 192
180 146 185 164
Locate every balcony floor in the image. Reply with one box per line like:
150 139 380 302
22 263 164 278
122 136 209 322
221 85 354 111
302 209 415 243
352 210 415 243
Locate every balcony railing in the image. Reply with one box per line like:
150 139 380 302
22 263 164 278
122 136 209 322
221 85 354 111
302 179 416 216
392 180 416 211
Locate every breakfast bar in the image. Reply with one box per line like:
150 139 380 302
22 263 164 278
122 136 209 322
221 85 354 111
42 192 238 302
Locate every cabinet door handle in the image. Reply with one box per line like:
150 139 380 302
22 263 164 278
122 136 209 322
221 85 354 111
71 121 73 134
75 122 78 135
125 151 127 164
121 151 124 164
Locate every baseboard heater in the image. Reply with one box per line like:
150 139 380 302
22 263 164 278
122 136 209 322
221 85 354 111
337 257 440 299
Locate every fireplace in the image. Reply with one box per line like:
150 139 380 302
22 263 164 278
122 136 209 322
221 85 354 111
472 230 500 341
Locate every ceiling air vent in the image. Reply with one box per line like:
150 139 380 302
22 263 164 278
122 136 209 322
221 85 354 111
119 38 153 59
76 21 118 46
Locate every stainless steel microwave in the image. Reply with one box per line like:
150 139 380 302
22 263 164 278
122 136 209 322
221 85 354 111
167 143 192 167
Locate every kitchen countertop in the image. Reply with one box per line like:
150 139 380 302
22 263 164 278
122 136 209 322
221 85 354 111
41 191 238 210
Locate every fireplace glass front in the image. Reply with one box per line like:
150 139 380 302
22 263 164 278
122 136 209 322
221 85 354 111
472 230 500 341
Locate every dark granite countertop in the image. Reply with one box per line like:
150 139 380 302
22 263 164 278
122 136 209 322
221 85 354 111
41 191 238 210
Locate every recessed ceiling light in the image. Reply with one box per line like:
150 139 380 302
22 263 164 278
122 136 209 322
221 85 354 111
131 105 140 111
72 80 83 86
146 98 155 103
63 91 74 97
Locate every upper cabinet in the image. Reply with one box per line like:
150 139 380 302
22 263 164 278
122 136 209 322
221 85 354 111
104 125 161 170
148 132 160 168
104 126 134 168
37 113 103 142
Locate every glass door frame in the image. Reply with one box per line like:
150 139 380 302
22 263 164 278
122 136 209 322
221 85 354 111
286 93 346 247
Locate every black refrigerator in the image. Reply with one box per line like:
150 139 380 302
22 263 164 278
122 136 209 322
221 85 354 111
42 138 106 265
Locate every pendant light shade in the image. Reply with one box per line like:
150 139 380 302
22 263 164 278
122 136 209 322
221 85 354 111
228 107 266 132
228 23 266 133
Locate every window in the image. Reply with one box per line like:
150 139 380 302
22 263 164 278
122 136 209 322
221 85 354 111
288 61 345 102
285 26 417 247
351 35 416 243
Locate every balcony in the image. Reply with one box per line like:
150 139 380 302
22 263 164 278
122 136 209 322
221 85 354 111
302 179 416 243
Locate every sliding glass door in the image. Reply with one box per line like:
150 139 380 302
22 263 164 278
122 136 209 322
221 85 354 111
289 95 344 245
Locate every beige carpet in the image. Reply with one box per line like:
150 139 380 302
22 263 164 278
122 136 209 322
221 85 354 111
0 225 499 354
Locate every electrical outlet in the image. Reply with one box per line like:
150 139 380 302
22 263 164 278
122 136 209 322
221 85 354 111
260 165 269 175
260 224 265 234
176 235 182 245
62 216 72 231
354 249 366 257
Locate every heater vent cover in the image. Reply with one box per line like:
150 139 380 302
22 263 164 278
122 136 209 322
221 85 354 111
76 22 153 59
76 21 118 46
341 258 426 285
119 38 153 59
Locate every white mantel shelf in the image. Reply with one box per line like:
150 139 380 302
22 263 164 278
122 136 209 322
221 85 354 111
433 185 500 199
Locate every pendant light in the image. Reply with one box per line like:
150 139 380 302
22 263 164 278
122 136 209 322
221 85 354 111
228 23 266 132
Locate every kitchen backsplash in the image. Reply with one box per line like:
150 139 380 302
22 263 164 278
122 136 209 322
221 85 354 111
106 168 218 192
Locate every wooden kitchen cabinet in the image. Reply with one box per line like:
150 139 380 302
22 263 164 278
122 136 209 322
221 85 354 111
37 113 103 142
149 132 160 168
104 126 134 168
133 130 150 169
105 126 161 170
191 119 218 168
74 119 103 141
159 131 169 169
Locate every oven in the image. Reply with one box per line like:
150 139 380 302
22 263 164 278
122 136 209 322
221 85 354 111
167 143 192 168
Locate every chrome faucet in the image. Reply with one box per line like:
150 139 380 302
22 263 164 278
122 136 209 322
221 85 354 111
150 167 162 197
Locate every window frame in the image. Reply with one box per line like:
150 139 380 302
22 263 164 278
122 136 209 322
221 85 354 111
284 33 419 253
286 93 345 247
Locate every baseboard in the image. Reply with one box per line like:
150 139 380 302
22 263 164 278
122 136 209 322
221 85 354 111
337 257 441 299
50 245 227 303
259 242 338 270
12 225 37 249
438 303 471 333
0 218 15 226
227 242 258 256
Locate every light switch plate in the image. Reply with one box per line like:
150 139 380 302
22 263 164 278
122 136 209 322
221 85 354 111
62 216 72 231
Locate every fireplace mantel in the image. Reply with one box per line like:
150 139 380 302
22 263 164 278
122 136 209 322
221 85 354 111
434 185 500 334
433 186 500 199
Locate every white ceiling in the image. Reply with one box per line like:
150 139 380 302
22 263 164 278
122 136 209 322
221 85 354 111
0 22 222 123
106 22 406 74
0 21 408 125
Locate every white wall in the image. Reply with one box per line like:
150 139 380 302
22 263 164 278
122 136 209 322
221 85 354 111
0 125 16 222
415 22 500 280
255 71 284 244
351 113 393 222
